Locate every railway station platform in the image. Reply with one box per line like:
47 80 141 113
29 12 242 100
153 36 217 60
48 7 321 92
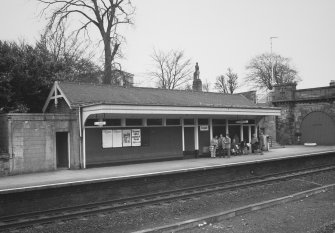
1 145 335 194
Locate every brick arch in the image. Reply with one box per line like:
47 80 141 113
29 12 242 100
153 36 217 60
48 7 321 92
300 111 335 145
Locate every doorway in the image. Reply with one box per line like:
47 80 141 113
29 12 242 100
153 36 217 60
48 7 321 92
56 132 69 168
301 111 335 145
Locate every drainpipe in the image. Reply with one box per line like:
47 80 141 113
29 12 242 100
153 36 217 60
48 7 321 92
78 106 83 169
8 116 15 173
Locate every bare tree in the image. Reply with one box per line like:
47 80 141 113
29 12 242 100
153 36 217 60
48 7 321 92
225 68 238 94
202 79 211 92
245 53 300 90
215 75 228 93
38 0 135 85
149 49 193 90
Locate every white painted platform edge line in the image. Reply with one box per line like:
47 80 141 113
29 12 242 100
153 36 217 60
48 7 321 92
132 183 335 233
1 150 335 193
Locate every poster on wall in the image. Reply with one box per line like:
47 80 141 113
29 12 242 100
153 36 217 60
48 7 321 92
131 129 141 146
122 129 132 147
112 130 123 147
102 130 113 148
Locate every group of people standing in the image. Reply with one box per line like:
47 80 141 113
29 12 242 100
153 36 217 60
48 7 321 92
210 132 266 158
210 134 232 158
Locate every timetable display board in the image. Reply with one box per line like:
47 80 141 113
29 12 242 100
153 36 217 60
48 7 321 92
122 129 132 147
102 129 141 148
131 129 141 146
102 130 113 148
112 130 122 148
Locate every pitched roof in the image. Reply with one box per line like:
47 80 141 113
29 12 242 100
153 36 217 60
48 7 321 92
56 82 271 109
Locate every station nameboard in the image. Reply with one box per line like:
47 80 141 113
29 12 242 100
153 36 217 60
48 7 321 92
200 125 209 131
235 120 248 124
94 121 106 126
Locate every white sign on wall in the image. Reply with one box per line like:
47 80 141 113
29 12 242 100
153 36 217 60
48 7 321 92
112 130 123 148
200 125 209 131
122 129 132 147
102 130 113 148
131 129 141 146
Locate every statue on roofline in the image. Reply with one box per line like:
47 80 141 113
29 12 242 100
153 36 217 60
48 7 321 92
194 62 200 80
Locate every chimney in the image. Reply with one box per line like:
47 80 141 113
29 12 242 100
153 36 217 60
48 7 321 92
192 62 202 92
330 80 335 86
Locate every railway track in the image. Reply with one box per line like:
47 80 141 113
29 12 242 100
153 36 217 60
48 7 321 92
1 164 335 231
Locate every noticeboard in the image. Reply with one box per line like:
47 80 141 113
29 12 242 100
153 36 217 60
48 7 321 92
131 129 141 146
102 130 113 148
122 129 132 147
112 130 122 147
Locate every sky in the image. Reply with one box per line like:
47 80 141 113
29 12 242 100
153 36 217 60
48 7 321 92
1 0 335 92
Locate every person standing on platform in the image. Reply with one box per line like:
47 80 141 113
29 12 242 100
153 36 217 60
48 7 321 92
251 134 259 153
218 134 224 157
233 134 240 144
259 131 265 155
231 138 238 156
225 134 231 158
210 136 219 158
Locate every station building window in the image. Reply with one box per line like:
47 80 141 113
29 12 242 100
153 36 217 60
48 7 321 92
106 119 121 126
198 118 209 125
147 118 163 126
213 119 226 125
183 119 194 125
166 119 180 126
126 118 143 126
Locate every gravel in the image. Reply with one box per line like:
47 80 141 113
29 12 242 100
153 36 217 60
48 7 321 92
6 170 335 233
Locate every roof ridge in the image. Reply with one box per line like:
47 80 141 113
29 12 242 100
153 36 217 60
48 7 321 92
58 81 240 96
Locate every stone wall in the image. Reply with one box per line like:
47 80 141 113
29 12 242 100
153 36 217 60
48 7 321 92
258 115 277 143
0 116 8 152
272 83 335 145
0 113 80 176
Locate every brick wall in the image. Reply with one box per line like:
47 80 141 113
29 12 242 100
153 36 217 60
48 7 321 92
0 113 80 176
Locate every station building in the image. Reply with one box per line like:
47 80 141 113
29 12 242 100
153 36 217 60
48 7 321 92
0 81 281 175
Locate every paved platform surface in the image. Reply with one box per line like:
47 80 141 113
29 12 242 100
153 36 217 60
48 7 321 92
1 145 335 194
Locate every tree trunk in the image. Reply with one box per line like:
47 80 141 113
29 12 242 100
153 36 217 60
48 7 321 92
103 38 112 85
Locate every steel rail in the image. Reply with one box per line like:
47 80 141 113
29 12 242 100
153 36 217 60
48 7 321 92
1 164 335 231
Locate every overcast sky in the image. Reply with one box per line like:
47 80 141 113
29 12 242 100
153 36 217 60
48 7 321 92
1 0 335 92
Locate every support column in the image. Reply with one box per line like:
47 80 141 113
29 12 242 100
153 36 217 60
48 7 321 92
83 127 86 169
225 119 229 135
240 124 243 142
248 125 252 143
194 118 199 155
182 119 185 152
209 118 213 140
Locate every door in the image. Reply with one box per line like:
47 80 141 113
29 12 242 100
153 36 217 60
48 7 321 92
56 132 69 168
301 111 335 145
184 127 195 156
